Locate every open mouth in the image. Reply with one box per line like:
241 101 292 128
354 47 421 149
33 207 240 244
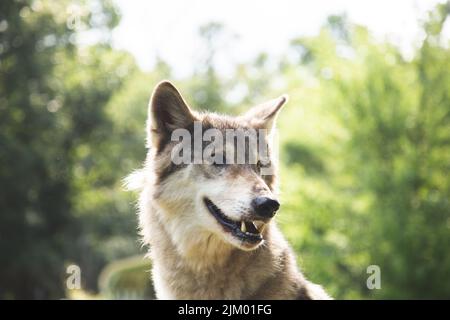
203 197 264 244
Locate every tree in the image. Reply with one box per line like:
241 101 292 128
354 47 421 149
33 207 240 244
280 5 450 298
0 0 130 298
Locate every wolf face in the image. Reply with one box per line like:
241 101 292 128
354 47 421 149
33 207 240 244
127 82 331 299
131 81 287 260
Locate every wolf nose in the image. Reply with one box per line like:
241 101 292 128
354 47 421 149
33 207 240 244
252 197 280 218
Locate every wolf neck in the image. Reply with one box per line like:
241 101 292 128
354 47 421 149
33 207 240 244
144 201 304 299
148 203 273 274
152 206 245 271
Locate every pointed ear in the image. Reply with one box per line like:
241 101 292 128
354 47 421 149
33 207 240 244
147 81 196 149
243 95 288 130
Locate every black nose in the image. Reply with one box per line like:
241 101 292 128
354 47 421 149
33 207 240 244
252 197 280 218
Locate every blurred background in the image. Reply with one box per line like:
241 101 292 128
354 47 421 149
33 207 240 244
0 0 449 299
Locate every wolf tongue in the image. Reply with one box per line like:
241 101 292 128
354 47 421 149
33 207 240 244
245 221 259 234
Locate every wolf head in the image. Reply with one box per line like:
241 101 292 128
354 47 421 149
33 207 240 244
131 81 287 257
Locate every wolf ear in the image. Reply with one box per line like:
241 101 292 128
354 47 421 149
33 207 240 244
147 81 196 149
243 95 288 131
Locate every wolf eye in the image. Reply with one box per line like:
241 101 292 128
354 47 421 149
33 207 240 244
256 160 271 173
213 161 226 167
210 154 226 167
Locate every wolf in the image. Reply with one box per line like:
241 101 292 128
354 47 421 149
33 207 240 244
126 81 331 299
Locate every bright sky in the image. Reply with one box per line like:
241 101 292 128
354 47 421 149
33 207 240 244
112 0 447 77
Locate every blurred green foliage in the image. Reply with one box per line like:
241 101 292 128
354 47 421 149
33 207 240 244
0 0 449 299
98 255 155 299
